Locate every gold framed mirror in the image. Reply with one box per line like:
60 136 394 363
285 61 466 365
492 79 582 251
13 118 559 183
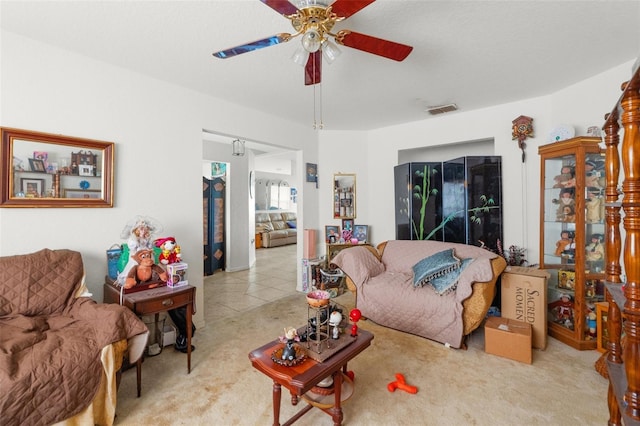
1 127 114 208
333 173 356 219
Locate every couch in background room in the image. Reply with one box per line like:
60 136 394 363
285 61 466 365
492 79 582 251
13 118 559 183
332 240 506 348
256 212 297 247
0 249 148 426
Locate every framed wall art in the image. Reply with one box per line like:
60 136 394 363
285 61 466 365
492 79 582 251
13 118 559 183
325 225 340 243
306 163 317 183
342 219 353 232
354 225 369 243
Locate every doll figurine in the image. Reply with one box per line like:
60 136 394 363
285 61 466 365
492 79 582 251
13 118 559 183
585 188 604 223
548 294 574 328
553 165 575 188
555 231 572 256
553 188 575 221
586 234 605 271
585 161 604 188
155 236 181 265
125 249 167 289
116 216 163 286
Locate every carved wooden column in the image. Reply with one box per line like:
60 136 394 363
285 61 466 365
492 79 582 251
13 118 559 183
620 76 640 421
603 114 623 425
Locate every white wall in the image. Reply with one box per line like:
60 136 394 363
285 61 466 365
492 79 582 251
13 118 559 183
1 29 634 325
316 60 634 265
0 31 319 328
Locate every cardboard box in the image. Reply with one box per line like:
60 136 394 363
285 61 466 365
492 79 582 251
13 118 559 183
485 316 533 364
166 262 188 287
501 266 549 350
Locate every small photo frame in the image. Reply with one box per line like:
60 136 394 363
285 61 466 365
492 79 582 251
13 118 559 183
28 158 46 172
79 164 94 176
306 163 317 183
20 178 45 197
342 219 354 232
64 189 101 199
325 225 340 243
354 225 369 243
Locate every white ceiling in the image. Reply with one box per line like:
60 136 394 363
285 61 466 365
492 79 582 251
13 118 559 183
1 0 639 133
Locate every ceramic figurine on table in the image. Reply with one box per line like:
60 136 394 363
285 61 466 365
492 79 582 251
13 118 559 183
281 327 299 361
330 311 342 340
349 308 362 337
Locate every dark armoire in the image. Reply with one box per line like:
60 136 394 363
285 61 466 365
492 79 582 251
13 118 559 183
395 156 503 253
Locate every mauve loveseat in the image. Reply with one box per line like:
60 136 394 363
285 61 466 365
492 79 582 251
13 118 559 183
332 240 506 348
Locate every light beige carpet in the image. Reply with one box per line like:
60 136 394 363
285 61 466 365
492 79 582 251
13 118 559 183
115 292 609 425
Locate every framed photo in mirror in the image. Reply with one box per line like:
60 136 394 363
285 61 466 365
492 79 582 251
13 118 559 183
28 158 46 173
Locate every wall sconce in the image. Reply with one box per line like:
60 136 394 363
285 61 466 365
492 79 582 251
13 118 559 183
232 139 245 156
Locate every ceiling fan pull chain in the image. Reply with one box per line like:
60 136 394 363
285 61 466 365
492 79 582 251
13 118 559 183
313 81 318 129
319 82 323 130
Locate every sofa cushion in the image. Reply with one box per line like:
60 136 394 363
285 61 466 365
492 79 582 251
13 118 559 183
286 221 296 229
268 230 290 239
424 257 475 295
412 249 475 295
331 246 385 288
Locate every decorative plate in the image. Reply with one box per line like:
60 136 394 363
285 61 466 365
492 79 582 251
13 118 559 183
548 125 575 142
79 180 90 190
271 345 307 367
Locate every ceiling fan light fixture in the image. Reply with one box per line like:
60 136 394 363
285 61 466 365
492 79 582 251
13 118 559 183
232 139 246 156
321 39 341 64
301 29 322 53
291 47 309 66
291 0 332 8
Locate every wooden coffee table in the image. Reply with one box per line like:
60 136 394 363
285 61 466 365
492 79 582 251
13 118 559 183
249 329 373 426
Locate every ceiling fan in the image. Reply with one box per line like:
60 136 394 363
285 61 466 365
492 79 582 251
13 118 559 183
212 0 413 86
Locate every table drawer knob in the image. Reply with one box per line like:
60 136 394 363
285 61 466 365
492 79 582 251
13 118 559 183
162 298 174 307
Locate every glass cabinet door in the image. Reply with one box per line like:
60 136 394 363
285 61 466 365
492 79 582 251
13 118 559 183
539 137 605 350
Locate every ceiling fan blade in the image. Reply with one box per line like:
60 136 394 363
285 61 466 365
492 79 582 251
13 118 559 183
260 0 299 16
335 30 413 61
305 51 322 86
330 0 376 19
212 34 290 59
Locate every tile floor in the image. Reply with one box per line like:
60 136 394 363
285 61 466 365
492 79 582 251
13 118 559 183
203 244 299 324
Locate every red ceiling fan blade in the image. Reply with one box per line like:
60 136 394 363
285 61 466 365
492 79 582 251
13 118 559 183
260 0 299 16
335 30 413 61
212 34 290 59
305 51 322 86
331 0 376 19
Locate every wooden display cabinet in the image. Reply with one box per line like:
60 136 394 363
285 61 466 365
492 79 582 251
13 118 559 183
538 137 605 350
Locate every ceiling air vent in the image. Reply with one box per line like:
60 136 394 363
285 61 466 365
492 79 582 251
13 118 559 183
426 103 458 115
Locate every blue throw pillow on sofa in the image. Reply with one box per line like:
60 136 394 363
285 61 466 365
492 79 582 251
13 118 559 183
412 249 473 295
286 221 296 229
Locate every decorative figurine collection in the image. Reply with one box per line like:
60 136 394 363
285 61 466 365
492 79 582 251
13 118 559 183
113 215 195 353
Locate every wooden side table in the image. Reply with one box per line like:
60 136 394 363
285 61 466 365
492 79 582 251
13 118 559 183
103 282 196 396
326 243 370 265
249 329 373 425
